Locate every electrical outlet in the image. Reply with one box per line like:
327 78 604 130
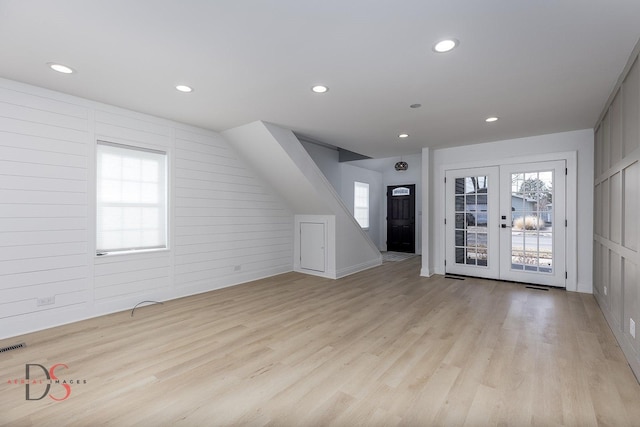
37 296 55 306
604 286 608 296
631 318 636 339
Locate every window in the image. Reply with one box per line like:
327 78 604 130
354 181 369 228
96 141 167 253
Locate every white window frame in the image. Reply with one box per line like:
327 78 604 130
96 141 168 254
354 181 370 229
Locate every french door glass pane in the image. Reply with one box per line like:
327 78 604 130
454 176 489 267
509 170 553 273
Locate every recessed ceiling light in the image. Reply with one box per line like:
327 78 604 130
485 116 499 123
433 39 459 53
47 63 74 74
398 133 409 138
176 85 193 93
311 85 329 93
410 104 422 109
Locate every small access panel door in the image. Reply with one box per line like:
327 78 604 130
300 222 325 272
387 184 415 253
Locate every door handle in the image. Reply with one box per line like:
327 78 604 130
501 224 511 228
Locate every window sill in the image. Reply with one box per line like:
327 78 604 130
95 248 169 258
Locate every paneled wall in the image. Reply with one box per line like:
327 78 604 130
593 47 640 377
0 86 91 323
173 128 293 294
0 79 293 339
93 109 175 312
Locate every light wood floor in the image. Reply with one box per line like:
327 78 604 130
2 257 640 426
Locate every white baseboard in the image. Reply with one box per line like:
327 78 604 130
293 267 337 279
576 281 593 294
420 268 434 277
0 265 293 340
336 257 382 279
593 292 640 381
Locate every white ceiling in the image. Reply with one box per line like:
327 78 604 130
1 0 639 158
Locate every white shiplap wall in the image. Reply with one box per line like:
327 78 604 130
0 78 293 339
173 128 293 296
0 86 90 330
92 109 175 313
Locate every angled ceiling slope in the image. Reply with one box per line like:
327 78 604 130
222 121 382 277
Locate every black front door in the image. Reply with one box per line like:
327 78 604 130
386 184 415 253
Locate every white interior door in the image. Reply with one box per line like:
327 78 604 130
445 167 500 279
445 161 566 287
300 222 325 272
499 161 566 287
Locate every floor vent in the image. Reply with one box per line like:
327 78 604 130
526 286 550 291
0 342 26 353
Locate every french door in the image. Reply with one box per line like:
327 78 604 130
445 161 566 287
